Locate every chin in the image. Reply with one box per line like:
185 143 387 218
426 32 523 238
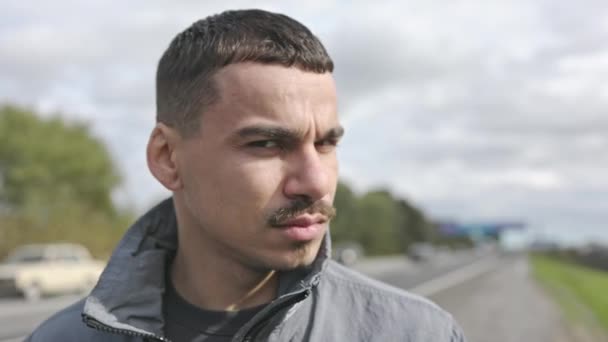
246 236 325 272
271 243 321 271
270 259 314 272
247 243 316 272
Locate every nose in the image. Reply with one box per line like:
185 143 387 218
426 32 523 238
283 146 333 202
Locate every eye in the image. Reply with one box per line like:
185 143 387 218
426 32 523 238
315 138 339 152
247 140 280 149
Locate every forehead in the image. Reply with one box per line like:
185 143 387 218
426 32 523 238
200 63 338 135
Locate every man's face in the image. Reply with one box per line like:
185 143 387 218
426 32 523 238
174 63 341 271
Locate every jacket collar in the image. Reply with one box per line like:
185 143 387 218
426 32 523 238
82 198 331 338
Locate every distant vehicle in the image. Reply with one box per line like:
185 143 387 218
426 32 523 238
0 243 105 301
333 242 364 266
407 243 435 262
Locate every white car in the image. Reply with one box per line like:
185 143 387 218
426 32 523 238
0 243 105 301
407 243 436 262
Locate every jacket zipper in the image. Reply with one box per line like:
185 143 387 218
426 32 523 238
83 315 171 342
84 288 312 342
241 290 311 342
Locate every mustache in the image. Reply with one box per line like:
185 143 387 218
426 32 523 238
268 198 336 227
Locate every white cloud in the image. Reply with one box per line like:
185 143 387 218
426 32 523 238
1 0 607 243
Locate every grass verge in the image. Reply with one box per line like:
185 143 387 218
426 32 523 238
530 254 608 334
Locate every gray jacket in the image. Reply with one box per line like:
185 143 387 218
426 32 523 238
28 199 466 341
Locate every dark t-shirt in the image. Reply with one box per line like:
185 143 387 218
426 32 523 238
163 278 267 342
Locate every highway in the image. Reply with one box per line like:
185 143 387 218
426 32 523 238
356 251 602 342
0 249 584 342
0 294 82 341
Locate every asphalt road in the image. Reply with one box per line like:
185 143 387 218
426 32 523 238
429 255 606 342
359 252 604 342
429 255 567 342
0 294 82 341
353 248 499 293
1 249 585 342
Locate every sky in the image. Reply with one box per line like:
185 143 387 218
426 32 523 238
1 0 607 245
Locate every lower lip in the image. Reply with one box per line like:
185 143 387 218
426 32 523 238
277 223 325 241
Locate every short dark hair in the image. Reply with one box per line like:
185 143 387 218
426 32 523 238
156 9 334 136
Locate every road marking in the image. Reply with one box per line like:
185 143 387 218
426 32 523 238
409 256 502 297
354 256 414 277
0 335 26 342
0 295 81 319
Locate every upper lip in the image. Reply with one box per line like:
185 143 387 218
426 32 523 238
278 215 326 228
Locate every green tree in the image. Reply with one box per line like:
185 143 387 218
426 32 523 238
396 199 436 246
330 181 358 243
0 105 120 215
0 104 128 258
330 183 452 256
351 190 402 255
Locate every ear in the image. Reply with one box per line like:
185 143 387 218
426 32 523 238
147 123 182 191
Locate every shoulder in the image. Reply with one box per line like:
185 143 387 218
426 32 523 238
27 299 89 341
319 260 466 341
323 260 445 312
26 298 122 342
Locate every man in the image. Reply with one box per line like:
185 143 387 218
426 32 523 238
28 9 466 342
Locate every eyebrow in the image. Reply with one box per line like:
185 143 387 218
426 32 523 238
237 125 300 141
236 124 345 141
322 126 345 140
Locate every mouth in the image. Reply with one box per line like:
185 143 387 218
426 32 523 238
276 215 327 228
274 215 328 241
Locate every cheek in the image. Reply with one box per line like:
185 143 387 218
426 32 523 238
214 159 286 213
329 156 339 179
325 155 340 198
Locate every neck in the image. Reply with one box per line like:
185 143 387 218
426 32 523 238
170 245 278 311
169 198 279 311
